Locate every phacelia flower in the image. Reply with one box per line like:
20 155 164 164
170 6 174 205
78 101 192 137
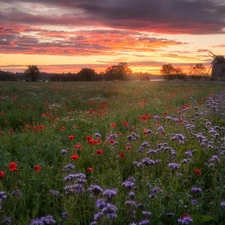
61 149 67 154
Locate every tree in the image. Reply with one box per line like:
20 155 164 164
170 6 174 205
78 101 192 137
173 67 183 75
105 62 132 80
78 68 96 81
160 64 175 75
24 65 40 81
192 63 207 76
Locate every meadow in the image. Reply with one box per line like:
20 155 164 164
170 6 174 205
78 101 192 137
0 81 225 225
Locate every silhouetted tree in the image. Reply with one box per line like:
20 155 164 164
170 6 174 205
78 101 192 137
105 62 132 80
78 68 96 81
0 70 16 81
192 63 207 76
24 65 40 81
160 64 176 75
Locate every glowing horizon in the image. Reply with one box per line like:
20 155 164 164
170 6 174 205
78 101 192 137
0 0 224 75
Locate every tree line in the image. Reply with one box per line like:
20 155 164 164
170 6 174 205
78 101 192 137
160 63 210 80
0 63 149 82
0 62 210 82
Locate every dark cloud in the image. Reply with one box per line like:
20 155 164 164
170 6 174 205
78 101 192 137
0 0 224 34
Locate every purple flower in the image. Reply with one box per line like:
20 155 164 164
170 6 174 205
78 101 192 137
138 219 150 225
210 155 220 163
61 149 67 154
191 187 202 193
142 211 151 216
96 198 107 209
64 184 85 195
50 190 60 196
11 190 22 196
2 217 11 224
64 164 75 172
171 134 185 144
103 189 118 200
94 133 101 137
153 115 160 120
133 161 143 168
178 215 193 224
107 213 117 219
0 191 7 201
221 201 225 207
40 215 56 224
166 212 174 217
61 212 67 221
168 163 181 169
94 212 104 221
87 185 103 195
102 203 117 214
125 200 137 207
141 158 155 166
64 173 86 182
29 219 43 225
90 222 97 225
191 199 197 205
122 181 135 189
158 126 164 133
29 215 56 225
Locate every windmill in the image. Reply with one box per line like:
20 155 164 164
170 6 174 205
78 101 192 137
208 51 225 78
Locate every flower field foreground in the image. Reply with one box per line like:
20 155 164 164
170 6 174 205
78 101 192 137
0 81 225 224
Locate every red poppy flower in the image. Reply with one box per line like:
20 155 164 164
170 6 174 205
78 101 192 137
68 135 75 140
163 112 167 115
9 162 18 171
39 125 45 130
0 131 4 135
74 144 82 149
123 121 128 126
0 171 4 178
34 166 41 172
111 123 116 128
86 136 92 141
87 167 93 172
96 149 103 155
130 125 135 131
10 130 14 134
195 169 201 175
42 113 47 117
71 154 79 160
61 126 65 131
107 139 114 144
120 152 125 158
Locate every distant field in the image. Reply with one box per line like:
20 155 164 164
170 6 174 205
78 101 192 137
0 81 225 224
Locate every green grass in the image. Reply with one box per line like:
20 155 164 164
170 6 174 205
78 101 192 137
0 81 225 224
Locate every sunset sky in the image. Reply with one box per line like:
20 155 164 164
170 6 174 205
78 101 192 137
0 0 225 75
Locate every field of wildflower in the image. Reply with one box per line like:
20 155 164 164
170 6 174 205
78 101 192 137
0 81 225 225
